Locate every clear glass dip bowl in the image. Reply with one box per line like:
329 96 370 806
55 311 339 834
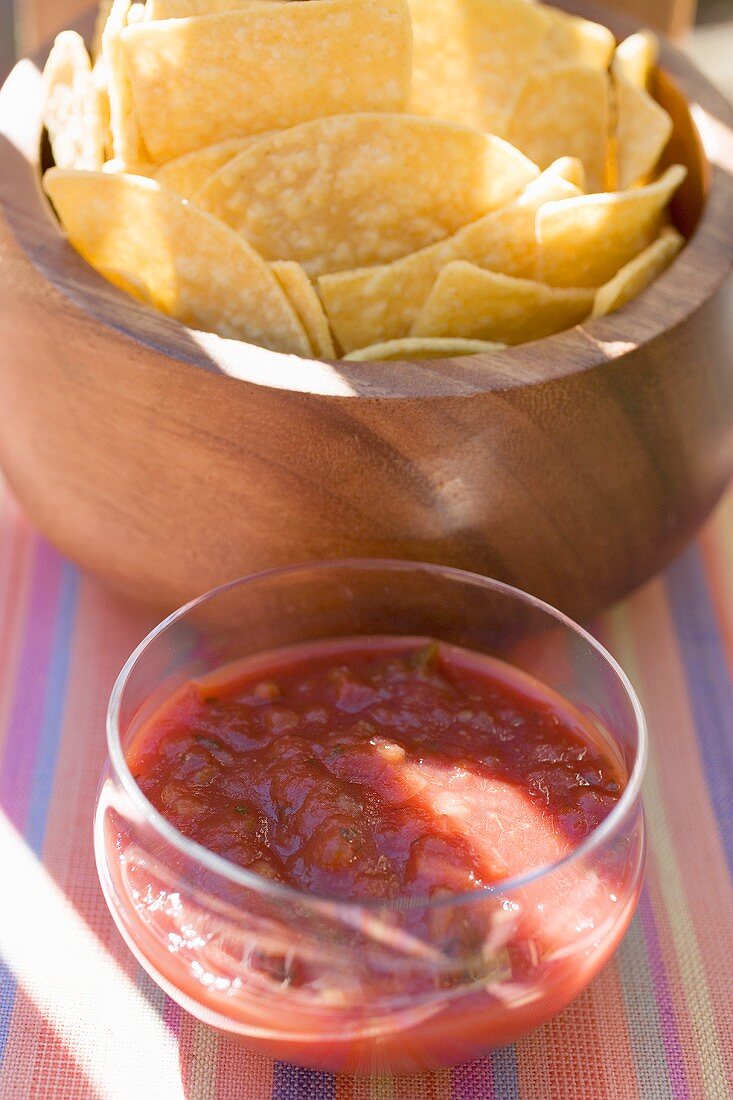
94 560 646 1075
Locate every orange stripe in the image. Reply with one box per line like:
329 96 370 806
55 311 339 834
215 1037 274 1099
0 522 35 761
516 964 636 1100
394 1069 451 1099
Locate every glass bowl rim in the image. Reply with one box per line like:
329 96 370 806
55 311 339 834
105 558 647 915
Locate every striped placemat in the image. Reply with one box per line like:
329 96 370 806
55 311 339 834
0 475 731 1099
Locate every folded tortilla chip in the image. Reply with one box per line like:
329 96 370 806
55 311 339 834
120 0 413 163
43 169 311 355
537 164 687 288
592 227 684 317
614 75 673 189
612 30 660 89
410 261 593 343
507 63 610 193
318 164 581 352
42 31 107 171
344 337 505 361
271 261 336 359
197 114 538 277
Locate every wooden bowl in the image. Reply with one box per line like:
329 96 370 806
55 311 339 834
1 1 733 620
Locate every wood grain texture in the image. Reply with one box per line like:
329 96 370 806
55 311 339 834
0 1 732 619
605 0 697 37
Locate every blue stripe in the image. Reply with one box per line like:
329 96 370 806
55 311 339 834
0 563 79 1067
25 564 80 854
272 1062 336 1098
491 1044 520 1099
0 958 15 1064
665 545 733 875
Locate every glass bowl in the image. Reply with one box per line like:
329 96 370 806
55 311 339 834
94 560 646 1075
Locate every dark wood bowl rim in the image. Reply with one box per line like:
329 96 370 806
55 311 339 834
1 0 732 400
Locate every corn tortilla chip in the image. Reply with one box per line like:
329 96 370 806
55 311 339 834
42 31 107 171
103 0 147 167
537 164 687 288
271 261 336 359
155 139 250 200
612 31 659 89
197 114 538 278
410 262 593 344
43 169 311 355
614 75 672 189
548 155 586 192
318 165 581 353
92 0 114 59
147 0 286 16
407 0 554 134
120 0 412 163
507 64 610 193
540 7 614 70
592 228 684 317
344 338 506 362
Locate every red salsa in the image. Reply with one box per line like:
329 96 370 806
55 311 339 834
128 636 625 899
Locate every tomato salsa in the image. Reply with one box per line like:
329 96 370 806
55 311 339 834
128 636 624 896
107 636 641 1073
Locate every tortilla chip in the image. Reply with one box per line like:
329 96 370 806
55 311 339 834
92 0 114 60
614 75 673 189
318 165 580 352
147 0 286 16
197 114 539 277
127 2 146 21
344 338 506 362
411 262 593 344
407 0 554 134
612 30 660 89
155 138 250 200
537 164 687 288
103 0 148 167
43 169 311 355
592 228 684 317
42 31 107 171
548 155 586 192
271 261 336 359
540 7 614 70
120 0 412 163
507 64 610 194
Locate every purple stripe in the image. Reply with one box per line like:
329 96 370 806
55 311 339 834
452 1056 494 1098
0 539 63 829
272 1062 336 1099
163 997 182 1038
637 888 690 1100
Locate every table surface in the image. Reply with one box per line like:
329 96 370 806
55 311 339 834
2 5 733 1099
1 472 733 1100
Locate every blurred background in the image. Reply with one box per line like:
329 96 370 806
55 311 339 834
0 0 732 119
